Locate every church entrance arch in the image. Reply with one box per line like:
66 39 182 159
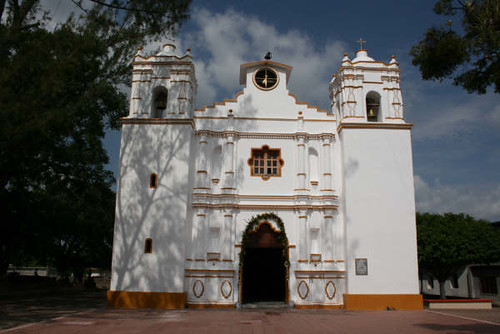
240 213 289 304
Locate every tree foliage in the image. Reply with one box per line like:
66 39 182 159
0 0 191 278
410 0 500 94
416 212 500 298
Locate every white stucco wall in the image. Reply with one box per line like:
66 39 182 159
111 123 193 293
340 128 419 294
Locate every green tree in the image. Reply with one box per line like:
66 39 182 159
410 0 500 94
0 0 191 278
416 212 500 299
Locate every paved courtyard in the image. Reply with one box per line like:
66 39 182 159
1 306 499 334
1 290 499 333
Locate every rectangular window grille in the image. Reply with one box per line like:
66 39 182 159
248 146 283 180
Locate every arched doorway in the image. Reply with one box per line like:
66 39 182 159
240 214 289 304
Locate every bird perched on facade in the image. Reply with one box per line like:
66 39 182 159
265 52 272 60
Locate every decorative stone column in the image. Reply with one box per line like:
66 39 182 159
130 77 141 116
323 211 334 261
298 210 308 260
195 134 210 191
177 81 191 114
221 209 234 261
321 135 333 191
192 208 207 259
222 133 235 190
296 135 307 191
297 111 304 131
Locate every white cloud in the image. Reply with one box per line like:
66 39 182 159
414 175 500 221
191 60 218 107
183 8 346 108
404 76 500 141
416 95 500 140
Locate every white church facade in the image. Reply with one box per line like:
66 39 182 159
107 44 423 310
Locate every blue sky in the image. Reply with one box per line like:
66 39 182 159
92 0 500 221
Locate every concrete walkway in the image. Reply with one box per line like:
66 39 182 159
1 307 498 334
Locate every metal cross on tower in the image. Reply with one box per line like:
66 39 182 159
358 38 366 50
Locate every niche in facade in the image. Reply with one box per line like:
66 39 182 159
308 147 319 185
210 145 222 183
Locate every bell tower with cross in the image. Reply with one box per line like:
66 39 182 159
330 41 421 308
329 39 404 123
109 43 198 308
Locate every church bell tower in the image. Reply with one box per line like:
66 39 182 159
330 48 422 309
129 44 196 118
109 44 197 308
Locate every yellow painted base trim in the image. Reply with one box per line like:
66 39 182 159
343 294 423 310
187 303 236 309
107 290 187 309
295 304 343 309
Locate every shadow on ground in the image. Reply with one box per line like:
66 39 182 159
0 288 106 329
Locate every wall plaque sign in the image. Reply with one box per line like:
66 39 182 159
355 258 368 275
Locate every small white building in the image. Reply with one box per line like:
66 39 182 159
107 44 422 310
421 265 500 303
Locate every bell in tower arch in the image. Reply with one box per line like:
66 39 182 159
366 91 381 122
152 86 168 118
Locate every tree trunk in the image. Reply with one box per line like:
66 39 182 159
439 280 447 299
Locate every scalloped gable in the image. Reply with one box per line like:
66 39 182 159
194 91 329 115
193 58 334 119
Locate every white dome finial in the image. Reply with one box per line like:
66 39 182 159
342 53 350 66
159 43 177 56
353 38 374 62
353 49 374 62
